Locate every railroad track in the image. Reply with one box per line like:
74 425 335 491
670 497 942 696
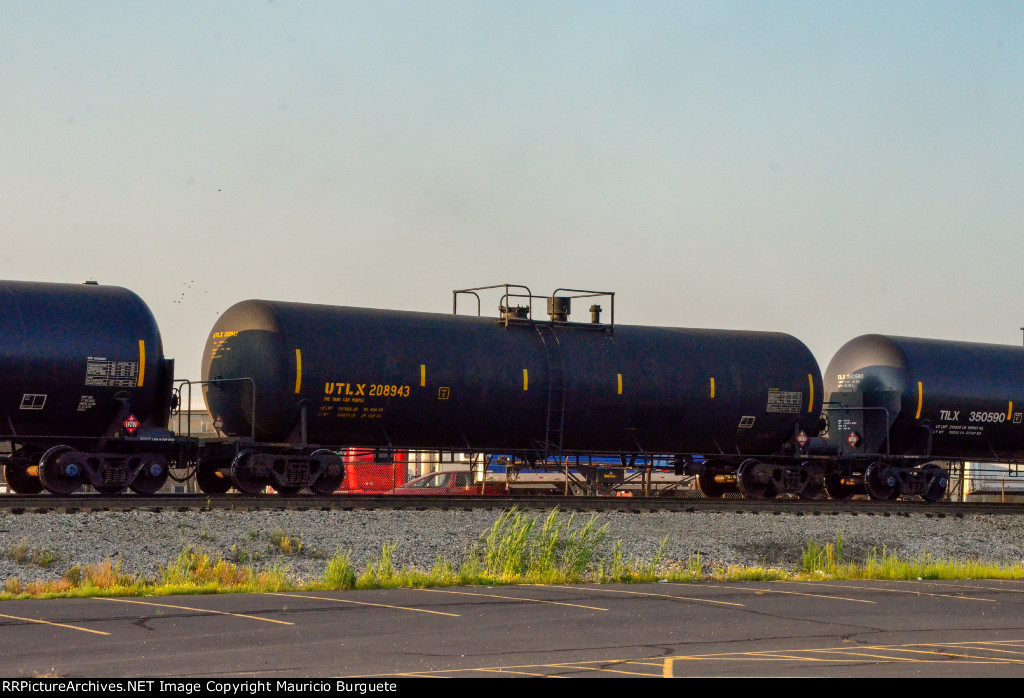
0 493 1020 516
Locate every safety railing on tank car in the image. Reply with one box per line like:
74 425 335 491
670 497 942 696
551 288 615 333
452 284 615 333
173 378 258 442
453 283 534 326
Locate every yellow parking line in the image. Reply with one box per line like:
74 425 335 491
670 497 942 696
409 661 653 678
269 592 460 617
674 654 862 663
554 663 657 677
795 581 996 603
902 641 1024 660
400 637 1024 677
946 583 1024 595
848 646 1023 663
757 653 842 662
551 584 744 607
390 668 567 678
397 657 706 677
881 579 1005 601
676 651 1007 664
700 584 875 604
414 588 608 611
821 650 918 662
468 669 564 678
710 648 841 662
94 597 292 625
669 638 1024 665
0 612 109 636
956 641 1024 656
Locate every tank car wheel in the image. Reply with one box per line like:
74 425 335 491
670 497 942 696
864 462 899 501
696 472 727 498
921 464 949 502
309 449 345 495
37 446 84 495
195 459 233 494
309 480 338 495
824 472 857 500
129 460 169 495
3 462 44 494
736 459 777 499
230 450 266 494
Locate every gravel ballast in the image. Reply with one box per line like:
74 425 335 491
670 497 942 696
3 509 1024 584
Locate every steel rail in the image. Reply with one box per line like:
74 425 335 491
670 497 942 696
0 493 1020 516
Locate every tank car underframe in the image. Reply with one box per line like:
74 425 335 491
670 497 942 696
195 440 345 495
1 436 185 495
689 456 826 500
822 457 949 502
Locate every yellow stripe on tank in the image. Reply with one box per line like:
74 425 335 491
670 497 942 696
915 382 923 419
420 364 426 387
523 369 529 391
808 374 814 413
1009 401 1014 420
710 377 715 399
294 349 302 394
617 373 623 395
137 340 145 387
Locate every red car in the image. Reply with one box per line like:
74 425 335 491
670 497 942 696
394 470 507 496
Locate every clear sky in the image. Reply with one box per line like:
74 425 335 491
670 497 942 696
2 1 1022 386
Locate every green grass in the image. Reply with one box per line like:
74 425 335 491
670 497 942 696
796 530 1024 581
3 511 1024 600
471 509 608 583
317 549 357 590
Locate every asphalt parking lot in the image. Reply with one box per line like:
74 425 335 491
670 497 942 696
5 580 1024 677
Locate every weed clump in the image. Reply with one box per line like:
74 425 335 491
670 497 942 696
5 539 58 568
801 531 846 577
600 538 672 583
267 529 320 557
357 543 399 588
159 545 292 592
2 558 140 599
268 529 301 555
161 545 252 588
320 550 357 590
467 508 608 584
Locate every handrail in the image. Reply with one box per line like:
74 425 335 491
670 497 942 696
453 283 535 327
453 283 616 332
551 287 615 333
174 378 258 441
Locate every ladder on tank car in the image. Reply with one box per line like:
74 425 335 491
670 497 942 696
534 323 566 458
